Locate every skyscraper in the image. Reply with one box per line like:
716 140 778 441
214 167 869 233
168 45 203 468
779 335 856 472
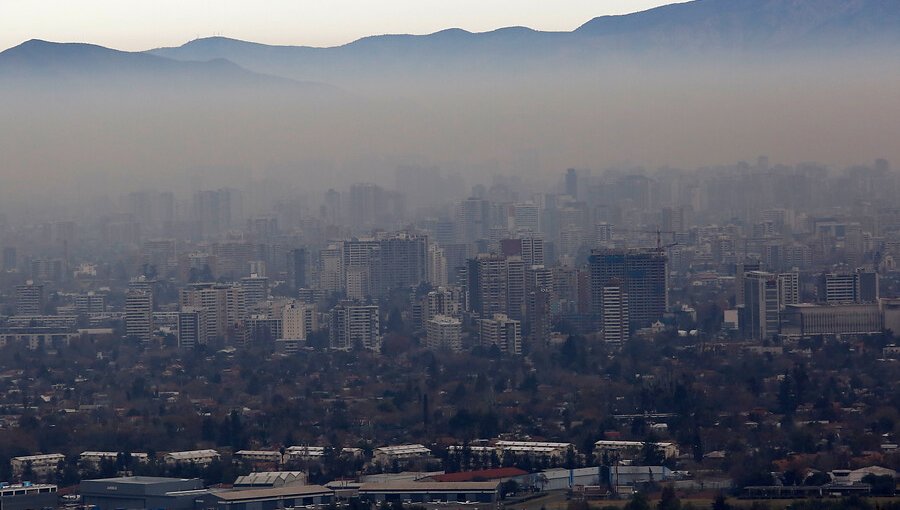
240 275 270 307
565 168 578 199
287 248 308 293
741 271 780 340
589 248 668 329
125 289 153 343
466 254 508 318
459 197 491 242
377 232 427 292
601 281 629 346
426 244 448 288
178 307 208 350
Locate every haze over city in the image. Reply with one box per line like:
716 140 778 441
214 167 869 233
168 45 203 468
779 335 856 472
0 1 680 51
0 2 899 510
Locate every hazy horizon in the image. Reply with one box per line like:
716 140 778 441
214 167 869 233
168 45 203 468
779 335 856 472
0 0 680 52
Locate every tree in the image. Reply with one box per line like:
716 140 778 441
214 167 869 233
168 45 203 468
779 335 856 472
658 486 681 510
711 494 731 510
624 492 651 510
861 474 896 496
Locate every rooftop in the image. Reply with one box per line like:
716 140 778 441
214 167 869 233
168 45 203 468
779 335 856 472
211 485 332 501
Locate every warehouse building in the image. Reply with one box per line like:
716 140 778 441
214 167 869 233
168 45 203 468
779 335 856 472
80 476 205 510
195 484 333 509
0 482 58 510
358 482 500 506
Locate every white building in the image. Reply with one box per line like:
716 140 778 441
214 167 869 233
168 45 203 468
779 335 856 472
164 449 220 467
329 304 381 351
593 440 679 462
125 289 153 343
286 446 326 461
494 441 572 462
373 444 433 465
478 314 522 355
79 451 149 469
282 301 318 341
426 315 462 352
11 453 65 479
427 244 448 288
601 282 629 346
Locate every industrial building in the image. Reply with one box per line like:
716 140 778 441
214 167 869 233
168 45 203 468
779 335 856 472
0 482 57 510
358 481 500 506
195 485 333 510
80 476 205 510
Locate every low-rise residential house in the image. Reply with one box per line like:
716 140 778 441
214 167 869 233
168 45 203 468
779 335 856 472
163 449 220 467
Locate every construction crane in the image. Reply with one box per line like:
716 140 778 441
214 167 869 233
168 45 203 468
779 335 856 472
616 228 680 251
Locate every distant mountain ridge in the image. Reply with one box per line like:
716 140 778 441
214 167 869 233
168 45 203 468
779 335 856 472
139 0 900 85
3 1 899 88
0 38 339 95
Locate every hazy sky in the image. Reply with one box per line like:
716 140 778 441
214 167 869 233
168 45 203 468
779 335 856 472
1 0 678 51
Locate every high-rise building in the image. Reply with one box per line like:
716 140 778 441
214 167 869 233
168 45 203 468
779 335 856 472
502 237 545 267
343 238 381 299
594 223 614 247
282 301 318 341
601 282 629 346
128 276 158 311
777 271 800 310
589 249 668 329
466 254 508 318
741 271 780 340
240 275 269 307
3 246 17 271
818 271 878 304
525 289 552 346
377 232 427 292
565 168 578 199
178 307 208 350
287 248 308 293
348 183 386 229
513 203 541 233
525 265 554 294
247 314 283 345
125 289 153 343
459 198 491 242
319 244 343 293
421 287 462 324
478 314 522 355
735 260 762 307
142 239 177 278
180 283 244 343
520 236 545 267
15 281 45 315
426 315 462 352
127 190 174 234
427 245 448 288
74 292 106 315
31 258 65 283
193 188 242 239
329 304 381 351
506 256 525 321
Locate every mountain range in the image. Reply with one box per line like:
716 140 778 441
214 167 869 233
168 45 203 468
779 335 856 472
144 0 900 86
2 0 899 90
2 0 900 202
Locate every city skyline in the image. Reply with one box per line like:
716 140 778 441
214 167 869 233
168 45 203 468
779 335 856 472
0 0 679 52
